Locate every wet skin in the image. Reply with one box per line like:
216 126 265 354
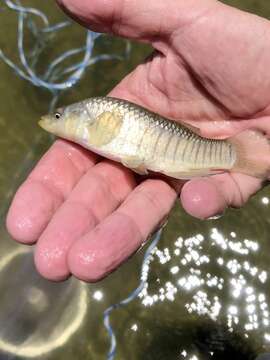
6 0 270 282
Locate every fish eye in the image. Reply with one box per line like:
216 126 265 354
55 112 61 119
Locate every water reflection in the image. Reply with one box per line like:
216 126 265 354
0 246 88 358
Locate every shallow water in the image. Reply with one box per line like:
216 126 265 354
0 1 270 359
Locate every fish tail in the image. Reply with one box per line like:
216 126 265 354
229 129 270 178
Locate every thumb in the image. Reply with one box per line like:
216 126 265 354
56 0 218 44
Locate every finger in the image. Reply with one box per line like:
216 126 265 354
56 0 214 44
6 140 97 244
67 179 177 282
180 173 263 219
34 161 136 281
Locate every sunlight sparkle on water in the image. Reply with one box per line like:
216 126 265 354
170 266 179 274
131 324 138 332
138 227 270 345
93 290 103 301
228 305 238 315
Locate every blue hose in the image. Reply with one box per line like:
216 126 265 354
103 229 162 360
0 0 126 110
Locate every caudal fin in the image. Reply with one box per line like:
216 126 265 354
229 130 270 179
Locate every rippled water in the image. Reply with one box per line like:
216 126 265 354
0 1 270 359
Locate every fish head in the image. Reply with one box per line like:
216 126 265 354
39 102 93 140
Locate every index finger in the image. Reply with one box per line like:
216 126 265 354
6 140 98 243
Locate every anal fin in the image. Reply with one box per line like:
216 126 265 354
121 156 148 175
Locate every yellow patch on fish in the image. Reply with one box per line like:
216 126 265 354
88 111 123 146
65 115 79 137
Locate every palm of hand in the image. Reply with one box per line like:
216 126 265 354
6 0 270 282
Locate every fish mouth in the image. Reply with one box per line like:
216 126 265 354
39 115 52 131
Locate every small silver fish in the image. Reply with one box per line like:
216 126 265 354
39 97 270 179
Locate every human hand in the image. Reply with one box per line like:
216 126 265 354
6 0 270 282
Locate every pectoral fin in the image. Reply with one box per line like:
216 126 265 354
88 111 123 146
121 156 148 175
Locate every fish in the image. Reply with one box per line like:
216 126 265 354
39 96 270 180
